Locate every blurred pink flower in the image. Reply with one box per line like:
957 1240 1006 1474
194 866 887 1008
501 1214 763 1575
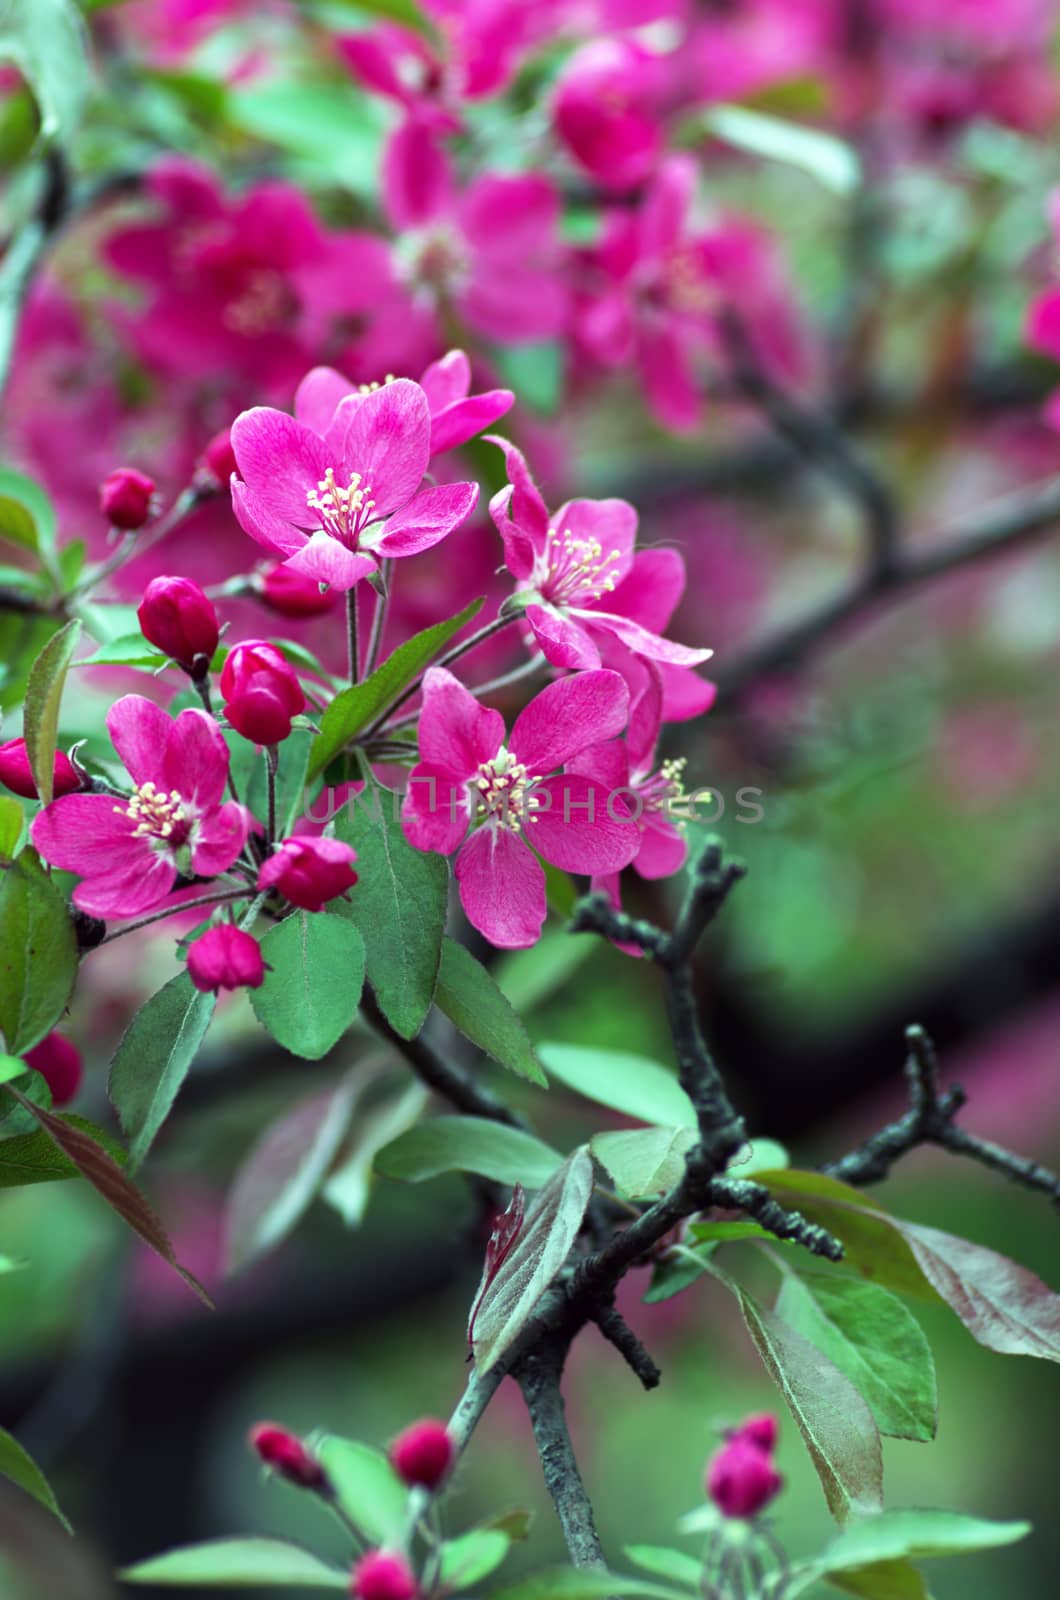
553 38 669 192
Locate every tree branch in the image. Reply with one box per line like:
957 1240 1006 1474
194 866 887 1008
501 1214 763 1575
515 1341 607 1572
824 1025 1060 1209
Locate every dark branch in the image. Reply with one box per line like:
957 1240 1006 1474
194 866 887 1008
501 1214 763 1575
515 1342 608 1572
590 1302 662 1390
706 1177 844 1261
824 1025 1060 1210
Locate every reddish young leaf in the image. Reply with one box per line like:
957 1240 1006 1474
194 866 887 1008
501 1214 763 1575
468 1183 526 1348
2 1084 212 1306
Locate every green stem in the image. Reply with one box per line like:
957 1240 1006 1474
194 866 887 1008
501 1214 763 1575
362 612 518 739
264 746 278 845
346 588 360 685
98 888 253 944
363 561 392 678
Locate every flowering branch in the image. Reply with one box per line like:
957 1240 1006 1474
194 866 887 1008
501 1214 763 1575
824 1025 1060 1209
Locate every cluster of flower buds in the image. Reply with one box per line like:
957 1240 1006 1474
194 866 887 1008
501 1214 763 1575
706 1413 782 1520
220 640 306 746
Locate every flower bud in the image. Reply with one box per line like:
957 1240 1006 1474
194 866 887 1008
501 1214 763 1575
0 738 81 802
389 1419 453 1491
258 837 358 912
732 1413 779 1455
350 1551 419 1600
138 576 220 673
220 639 305 746
24 1031 83 1107
260 563 337 618
187 926 265 993
706 1437 782 1520
100 467 156 530
248 1423 328 1491
203 428 238 484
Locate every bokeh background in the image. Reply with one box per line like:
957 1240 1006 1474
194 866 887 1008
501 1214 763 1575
1 1 1059 1597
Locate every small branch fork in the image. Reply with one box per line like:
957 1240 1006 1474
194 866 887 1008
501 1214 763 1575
825 1025 1060 1209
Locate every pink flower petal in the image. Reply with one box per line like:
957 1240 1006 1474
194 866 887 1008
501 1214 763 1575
107 696 173 788
638 155 696 262
586 609 713 666
567 739 631 793
510 670 629 774
294 366 355 435
419 667 505 776
230 478 308 557
526 604 602 670
430 390 514 456
374 481 479 558
31 794 144 874
458 173 561 259
336 378 431 517
382 115 453 231
486 436 551 574
531 775 640 872
635 815 688 880
72 854 178 919
605 547 686 632
192 801 250 876
230 408 332 526
402 760 472 855
627 665 663 774
657 661 718 722
455 825 547 949
637 321 704 433
161 709 230 811
459 267 569 343
420 350 471 412
281 532 376 591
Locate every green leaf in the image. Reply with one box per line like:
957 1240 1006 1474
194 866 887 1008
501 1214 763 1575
0 847 78 1054
735 1282 883 1522
322 0 437 40
493 342 564 414
775 1271 937 1442
228 81 386 198
307 597 485 780
701 104 860 194
0 0 90 140
2 1082 211 1303
494 925 596 1012
250 911 365 1061
823 1560 929 1599
77 631 168 667
0 467 54 557
642 1248 713 1304
376 1115 561 1189
322 1079 429 1226
108 972 216 1168
0 1053 24 1085
23 617 81 803
120 1538 349 1589
332 785 447 1039
0 794 24 861
592 1126 697 1200
689 1220 774 1246
822 1509 1032 1567
759 1170 1060 1360
537 1043 695 1128
624 1545 703 1585
0 1111 124 1187
471 1146 594 1372
438 1528 511 1589
729 1137 789 1175
0 1424 71 1531
223 1071 364 1273
434 937 545 1084
314 1438 406 1545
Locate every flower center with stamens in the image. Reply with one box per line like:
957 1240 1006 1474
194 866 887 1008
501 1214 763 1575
637 757 690 822
473 746 541 833
115 781 192 846
306 467 377 548
536 527 623 607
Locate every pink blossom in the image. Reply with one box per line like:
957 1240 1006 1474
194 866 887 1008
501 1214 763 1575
706 1436 782 1519
553 38 668 192
31 696 250 919
488 438 712 683
293 351 513 458
230 380 479 590
258 836 358 911
187 926 265 993
402 668 640 948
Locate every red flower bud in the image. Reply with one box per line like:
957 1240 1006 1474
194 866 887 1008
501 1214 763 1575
350 1551 418 1600
0 738 80 801
220 639 305 746
138 576 220 673
258 836 358 912
261 563 337 618
706 1437 782 1520
248 1422 328 1491
203 428 238 484
24 1031 83 1107
389 1419 453 1491
187 926 265 994
100 467 156 530
732 1413 779 1455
